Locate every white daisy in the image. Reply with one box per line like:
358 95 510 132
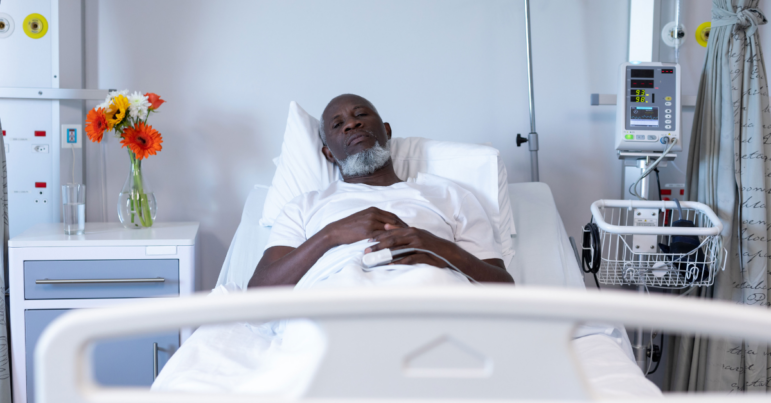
127 91 150 120
97 94 112 110
109 89 129 97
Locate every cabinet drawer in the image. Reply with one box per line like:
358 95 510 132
25 309 179 403
24 260 179 299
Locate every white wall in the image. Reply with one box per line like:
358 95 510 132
86 0 633 288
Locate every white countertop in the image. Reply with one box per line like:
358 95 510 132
9 222 199 247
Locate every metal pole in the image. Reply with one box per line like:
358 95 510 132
636 285 647 370
638 157 650 200
524 0 540 182
634 157 651 371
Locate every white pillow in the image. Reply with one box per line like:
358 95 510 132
388 137 515 259
261 102 515 262
260 102 340 227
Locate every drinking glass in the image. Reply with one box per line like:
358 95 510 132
62 183 85 235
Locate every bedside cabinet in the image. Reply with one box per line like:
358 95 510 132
9 222 199 403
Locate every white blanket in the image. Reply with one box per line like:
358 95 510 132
153 241 661 398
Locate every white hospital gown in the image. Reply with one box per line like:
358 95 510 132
266 172 503 263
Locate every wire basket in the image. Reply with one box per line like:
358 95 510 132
585 199 726 289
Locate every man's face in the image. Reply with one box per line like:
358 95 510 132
321 95 391 163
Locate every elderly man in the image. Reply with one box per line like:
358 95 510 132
248 94 513 287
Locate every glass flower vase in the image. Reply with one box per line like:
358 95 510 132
118 151 157 229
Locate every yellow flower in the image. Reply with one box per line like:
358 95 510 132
106 95 129 127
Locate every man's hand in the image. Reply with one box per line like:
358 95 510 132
323 207 409 248
250 207 408 288
366 227 454 268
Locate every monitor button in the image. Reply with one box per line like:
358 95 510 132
665 120 671 123
665 125 672 129
665 109 672 113
635 135 645 140
665 114 672 118
665 102 672 106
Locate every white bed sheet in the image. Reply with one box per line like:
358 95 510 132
153 325 661 399
207 181 660 398
576 334 663 398
154 285 661 399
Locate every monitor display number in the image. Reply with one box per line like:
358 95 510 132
630 93 655 103
631 79 654 88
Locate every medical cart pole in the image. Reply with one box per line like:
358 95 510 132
516 0 540 182
633 157 650 370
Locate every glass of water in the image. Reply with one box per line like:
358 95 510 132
62 183 85 235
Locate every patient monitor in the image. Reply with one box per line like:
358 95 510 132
615 62 681 152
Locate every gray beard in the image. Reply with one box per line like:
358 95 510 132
338 140 391 177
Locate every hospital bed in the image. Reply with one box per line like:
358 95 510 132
34 182 771 402
33 183 771 402
30 103 771 401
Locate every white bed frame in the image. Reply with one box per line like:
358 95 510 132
33 183 769 402
34 286 771 402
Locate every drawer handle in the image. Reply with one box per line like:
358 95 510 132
35 278 165 284
153 342 159 380
153 342 170 380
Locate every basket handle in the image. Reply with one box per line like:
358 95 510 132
590 199 723 236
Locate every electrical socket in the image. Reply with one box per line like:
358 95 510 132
33 144 49 153
61 124 82 149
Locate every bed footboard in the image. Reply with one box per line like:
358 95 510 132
35 286 771 403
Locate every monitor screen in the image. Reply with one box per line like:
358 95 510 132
630 106 659 127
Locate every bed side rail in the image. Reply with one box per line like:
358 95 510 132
35 286 771 403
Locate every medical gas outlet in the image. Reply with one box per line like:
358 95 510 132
615 62 681 153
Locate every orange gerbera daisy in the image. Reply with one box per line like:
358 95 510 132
121 122 163 160
85 108 109 142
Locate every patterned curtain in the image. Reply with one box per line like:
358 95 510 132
0 119 11 401
667 0 770 392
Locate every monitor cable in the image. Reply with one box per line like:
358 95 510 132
654 167 662 201
629 137 677 200
363 248 479 284
581 218 601 289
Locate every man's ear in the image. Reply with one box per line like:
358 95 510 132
384 122 392 140
321 145 336 164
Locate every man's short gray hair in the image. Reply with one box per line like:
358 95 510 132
318 98 379 147
319 115 327 146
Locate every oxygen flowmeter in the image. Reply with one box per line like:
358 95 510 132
615 62 681 152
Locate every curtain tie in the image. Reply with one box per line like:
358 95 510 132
712 7 767 36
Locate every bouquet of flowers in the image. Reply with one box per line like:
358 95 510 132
85 90 165 228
